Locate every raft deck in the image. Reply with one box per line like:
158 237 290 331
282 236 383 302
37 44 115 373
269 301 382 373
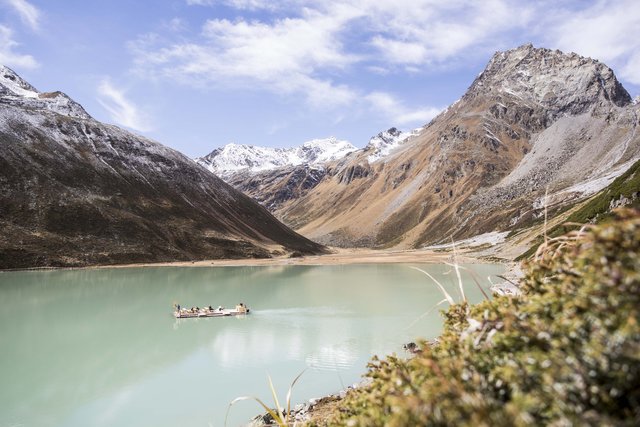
173 307 250 319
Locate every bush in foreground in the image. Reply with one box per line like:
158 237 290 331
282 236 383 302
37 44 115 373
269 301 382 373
315 209 640 426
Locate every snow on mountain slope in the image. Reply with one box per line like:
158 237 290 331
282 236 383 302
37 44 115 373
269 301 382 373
198 127 417 214
0 65 91 119
0 66 325 269
364 127 421 163
267 44 639 249
196 137 356 178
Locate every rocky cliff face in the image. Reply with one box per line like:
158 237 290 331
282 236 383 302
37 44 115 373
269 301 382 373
0 66 325 269
225 165 329 213
231 44 639 248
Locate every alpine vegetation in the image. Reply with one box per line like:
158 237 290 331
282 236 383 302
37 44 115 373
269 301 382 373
312 209 640 426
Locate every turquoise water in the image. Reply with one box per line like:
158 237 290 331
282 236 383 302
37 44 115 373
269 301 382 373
0 263 504 426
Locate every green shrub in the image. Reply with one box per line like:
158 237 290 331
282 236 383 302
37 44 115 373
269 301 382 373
517 159 640 261
315 209 640 426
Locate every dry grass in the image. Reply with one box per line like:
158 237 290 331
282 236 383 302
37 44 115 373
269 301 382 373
225 370 305 427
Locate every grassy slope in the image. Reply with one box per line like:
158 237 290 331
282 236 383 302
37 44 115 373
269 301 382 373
310 209 640 426
516 159 640 260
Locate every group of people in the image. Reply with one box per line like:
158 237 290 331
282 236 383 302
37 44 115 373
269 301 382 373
174 303 248 314
174 304 202 314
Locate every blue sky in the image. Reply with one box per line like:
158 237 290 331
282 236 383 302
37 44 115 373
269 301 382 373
1 0 639 157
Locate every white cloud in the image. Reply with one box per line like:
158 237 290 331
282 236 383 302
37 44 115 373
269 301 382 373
164 17 187 33
267 121 288 135
97 78 152 132
395 107 442 125
186 0 296 10
366 91 441 126
4 0 40 31
363 0 535 64
0 24 37 69
545 0 640 85
131 8 360 107
133 0 542 106
370 37 427 65
131 0 640 131
198 12 357 79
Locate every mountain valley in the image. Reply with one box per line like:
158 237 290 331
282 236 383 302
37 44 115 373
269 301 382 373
2 44 639 268
203 44 640 254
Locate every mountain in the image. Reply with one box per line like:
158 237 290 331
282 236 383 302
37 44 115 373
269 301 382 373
0 65 325 269
195 137 357 212
0 66 90 119
196 137 356 179
200 128 419 213
215 44 640 249
362 127 422 163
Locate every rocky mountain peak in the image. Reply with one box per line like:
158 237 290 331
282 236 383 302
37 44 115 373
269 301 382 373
297 137 356 163
0 65 91 119
0 67 324 268
466 44 631 116
197 137 356 178
0 65 38 94
365 127 420 163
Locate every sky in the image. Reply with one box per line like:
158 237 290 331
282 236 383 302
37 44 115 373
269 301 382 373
1 0 639 157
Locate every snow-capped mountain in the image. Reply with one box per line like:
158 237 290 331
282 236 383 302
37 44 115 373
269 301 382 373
0 66 324 269
364 127 421 163
234 44 639 250
198 130 421 213
0 65 90 119
196 137 356 178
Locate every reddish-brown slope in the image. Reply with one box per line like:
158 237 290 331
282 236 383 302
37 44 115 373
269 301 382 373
271 45 638 248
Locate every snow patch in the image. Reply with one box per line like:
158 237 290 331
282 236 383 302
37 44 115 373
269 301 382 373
424 231 509 250
0 65 39 98
365 127 421 163
197 137 356 177
1 65 90 119
533 158 639 209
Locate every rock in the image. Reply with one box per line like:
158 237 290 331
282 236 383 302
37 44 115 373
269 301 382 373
609 192 639 210
403 342 422 354
490 281 522 297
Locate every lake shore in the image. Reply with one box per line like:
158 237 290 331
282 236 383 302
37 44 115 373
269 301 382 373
96 247 499 270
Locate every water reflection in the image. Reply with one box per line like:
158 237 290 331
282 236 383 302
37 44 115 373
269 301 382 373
0 263 504 426
306 340 359 371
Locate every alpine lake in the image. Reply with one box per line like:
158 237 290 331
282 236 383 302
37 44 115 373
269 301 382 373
0 263 505 427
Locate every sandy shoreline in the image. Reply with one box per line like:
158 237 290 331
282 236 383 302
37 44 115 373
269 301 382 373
0 248 513 273
95 247 500 270
0 247 513 273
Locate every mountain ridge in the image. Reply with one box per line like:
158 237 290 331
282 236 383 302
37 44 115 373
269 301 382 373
199 126 422 213
0 66 325 269
207 44 640 251
196 136 356 178
0 65 91 120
